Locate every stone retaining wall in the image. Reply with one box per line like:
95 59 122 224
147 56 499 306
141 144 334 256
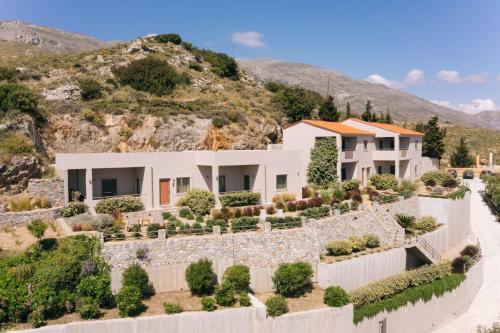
27 178 65 207
0 207 62 227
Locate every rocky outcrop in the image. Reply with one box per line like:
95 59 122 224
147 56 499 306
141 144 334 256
0 155 43 194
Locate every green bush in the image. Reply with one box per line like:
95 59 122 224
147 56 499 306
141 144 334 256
363 234 380 249
179 207 191 218
348 236 366 252
192 48 239 80
370 174 398 190
76 297 101 319
219 191 261 207
421 171 453 186
163 302 183 314
0 132 32 160
460 244 480 257
201 297 217 311
27 219 47 240
239 292 251 307
122 264 150 297
413 216 438 233
185 259 217 295
223 265 250 292
155 33 182 44
112 56 189 96
266 295 288 317
61 201 88 217
27 307 45 328
0 83 39 118
342 179 360 192
79 79 103 101
188 61 203 71
349 262 452 309
333 202 350 214
324 286 349 307
299 206 330 219
0 66 18 81
307 137 338 187
231 217 259 232
326 239 352 256
182 189 216 216
95 196 144 214
397 180 417 194
214 283 236 306
395 213 416 229
375 194 398 204
272 262 313 297
116 286 144 317
266 216 301 229
77 274 114 308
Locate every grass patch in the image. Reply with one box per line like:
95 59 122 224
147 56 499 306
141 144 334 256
0 131 32 162
353 273 465 324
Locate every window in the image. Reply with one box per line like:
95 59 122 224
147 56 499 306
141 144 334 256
390 140 395 150
218 175 226 193
415 140 418 150
363 140 368 151
243 175 251 191
341 138 346 151
341 168 347 181
176 177 190 194
101 179 117 197
378 141 383 150
390 165 396 175
377 166 383 174
276 174 287 190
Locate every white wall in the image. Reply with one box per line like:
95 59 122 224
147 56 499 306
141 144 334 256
421 157 440 174
317 248 407 291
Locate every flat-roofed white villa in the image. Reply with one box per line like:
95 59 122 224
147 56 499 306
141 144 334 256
55 118 427 210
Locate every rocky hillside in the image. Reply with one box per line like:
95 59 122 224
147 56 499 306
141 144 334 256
0 20 113 54
238 59 500 130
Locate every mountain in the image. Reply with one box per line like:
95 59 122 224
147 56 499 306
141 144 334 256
238 59 500 130
0 20 114 54
475 111 500 130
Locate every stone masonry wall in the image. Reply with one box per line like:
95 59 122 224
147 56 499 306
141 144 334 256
27 178 65 207
0 207 61 227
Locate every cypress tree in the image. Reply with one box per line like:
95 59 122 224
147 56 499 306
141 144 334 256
381 111 393 124
345 101 352 118
318 95 339 122
422 116 446 160
450 137 474 167
361 100 373 121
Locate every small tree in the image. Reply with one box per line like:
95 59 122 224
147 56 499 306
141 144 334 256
79 79 103 101
361 100 373 121
318 95 339 122
185 258 217 295
450 137 474 167
421 116 446 160
27 219 47 240
345 101 352 118
381 111 393 124
122 263 150 297
272 86 321 122
307 137 338 187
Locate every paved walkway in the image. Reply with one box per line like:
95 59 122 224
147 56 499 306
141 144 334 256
434 179 500 333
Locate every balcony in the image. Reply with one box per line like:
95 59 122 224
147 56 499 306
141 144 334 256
340 149 356 161
400 149 408 158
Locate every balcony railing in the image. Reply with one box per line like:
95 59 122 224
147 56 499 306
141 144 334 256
342 150 355 159
400 149 408 158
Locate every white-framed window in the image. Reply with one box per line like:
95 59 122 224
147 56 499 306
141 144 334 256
176 177 190 194
276 174 288 190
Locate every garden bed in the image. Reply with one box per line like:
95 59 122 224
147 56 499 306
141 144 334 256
256 284 327 313
321 244 397 264
0 222 62 253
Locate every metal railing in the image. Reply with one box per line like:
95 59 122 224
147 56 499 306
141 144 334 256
404 233 441 262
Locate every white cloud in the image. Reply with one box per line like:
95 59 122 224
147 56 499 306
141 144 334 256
364 74 405 89
436 70 488 84
404 69 425 85
231 31 266 48
431 98 498 114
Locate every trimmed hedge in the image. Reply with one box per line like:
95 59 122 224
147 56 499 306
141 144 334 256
95 196 143 214
231 217 259 232
219 191 261 207
182 189 215 216
374 194 398 204
299 206 330 219
266 216 301 229
272 262 313 297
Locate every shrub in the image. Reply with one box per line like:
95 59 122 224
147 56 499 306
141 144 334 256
183 189 215 216
272 262 313 297
192 48 239 80
116 286 144 317
76 297 100 319
185 259 217 295
348 236 366 252
307 137 338 187
375 194 398 204
460 244 480 257
80 108 104 126
350 201 360 210
342 179 360 192
421 171 452 186
299 206 330 219
28 307 45 328
431 185 445 196
179 207 191 218
413 216 438 233
188 61 202 71
205 219 228 232
95 196 143 214
333 202 350 214
27 219 48 240
77 274 114 307
163 302 183 314
286 201 297 212
223 265 250 292
272 192 296 204
370 174 398 190
363 234 380 249
0 83 39 118
231 217 259 232
397 180 417 194
239 292 251 307
265 295 288 317
443 178 458 188
266 205 276 215
424 178 436 187
395 213 416 229
220 191 261 207
326 240 352 256
155 33 182 44
79 79 103 101
451 256 468 273
266 216 301 229
324 286 349 307
122 264 150 296
331 185 346 203
61 201 88 217
30 196 51 209
214 283 236 306
201 297 217 311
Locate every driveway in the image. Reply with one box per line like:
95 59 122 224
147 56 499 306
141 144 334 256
434 179 500 333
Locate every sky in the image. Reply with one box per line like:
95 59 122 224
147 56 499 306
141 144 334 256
2 0 500 114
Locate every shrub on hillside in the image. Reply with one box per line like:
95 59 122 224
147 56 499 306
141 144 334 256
239 292 251 307
0 83 39 118
223 265 250 292
122 264 150 297
116 286 144 317
155 33 182 44
272 262 313 297
370 174 398 190
79 79 103 101
182 189 215 216
363 234 380 249
0 132 32 161
324 286 349 307
27 219 48 240
185 259 217 295
299 206 330 219
219 191 261 207
163 302 183 314
95 196 144 214
191 48 239 80
77 274 114 308
112 56 189 96
333 202 350 214
266 295 288 317
421 171 452 186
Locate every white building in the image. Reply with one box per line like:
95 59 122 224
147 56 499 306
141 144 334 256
55 118 424 209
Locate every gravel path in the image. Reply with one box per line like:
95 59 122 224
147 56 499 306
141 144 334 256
434 179 500 333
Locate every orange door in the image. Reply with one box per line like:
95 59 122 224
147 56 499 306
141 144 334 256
159 179 170 206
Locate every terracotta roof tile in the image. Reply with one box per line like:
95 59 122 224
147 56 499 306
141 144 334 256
300 120 375 136
348 118 423 136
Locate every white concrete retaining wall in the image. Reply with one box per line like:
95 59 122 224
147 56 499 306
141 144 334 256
353 259 483 333
417 192 470 248
421 157 440 174
316 248 407 291
420 225 449 255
